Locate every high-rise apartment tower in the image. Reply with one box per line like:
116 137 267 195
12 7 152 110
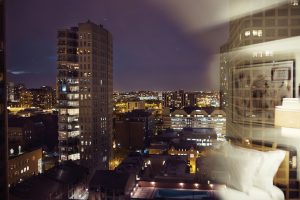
57 21 113 170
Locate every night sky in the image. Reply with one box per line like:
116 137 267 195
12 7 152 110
7 0 230 91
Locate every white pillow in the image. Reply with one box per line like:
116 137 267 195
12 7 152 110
224 149 262 193
222 142 286 196
253 150 286 195
212 142 263 193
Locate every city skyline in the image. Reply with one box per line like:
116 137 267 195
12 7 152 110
4 1 300 200
6 0 229 91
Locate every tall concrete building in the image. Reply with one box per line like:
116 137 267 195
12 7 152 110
57 21 113 170
0 0 8 199
78 21 113 170
57 27 80 162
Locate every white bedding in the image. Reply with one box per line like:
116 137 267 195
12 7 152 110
217 185 284 200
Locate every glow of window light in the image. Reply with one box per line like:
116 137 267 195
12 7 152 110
179 183 184 187
258 30 262 37
150 181 155 186
194 183 199 187
253 30 258 36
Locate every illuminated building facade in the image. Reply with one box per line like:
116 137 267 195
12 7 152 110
162 108 226 138
114 100 162 114
163 90 220 108
0 0 8 198
12 83 26 104
19 90 33 108
8 148 42 185
115 101 145 113
7 82 14 102
57 27 80 162
57 21 113 170
162 90 187 108
30 86 56 109
78 21 113 170
7 85 56 109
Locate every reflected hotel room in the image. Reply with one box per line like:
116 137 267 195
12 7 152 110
2 0 300 200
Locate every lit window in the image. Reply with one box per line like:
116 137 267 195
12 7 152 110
253 30 258 36
252 29 262 37
265 50 273 57
244 30 251 37
258 30 263 37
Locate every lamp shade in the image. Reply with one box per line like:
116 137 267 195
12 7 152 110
275 98 300 129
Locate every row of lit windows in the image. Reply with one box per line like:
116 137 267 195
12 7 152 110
20 166 30 174
59 108 79 115
81 141 92 145
187 138 212 142
197 143 213 146
244 29 263 37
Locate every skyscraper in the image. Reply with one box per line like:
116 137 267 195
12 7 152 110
0 0 8 199
78 21 113 170
57 27 80 162
57 21 113 171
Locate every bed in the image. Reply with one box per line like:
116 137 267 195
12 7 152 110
218 185 284 200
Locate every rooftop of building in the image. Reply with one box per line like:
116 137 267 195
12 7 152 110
164 107 225 117
148 142 169 150
8 147 42 160
140 155 192 181
116 152 144 174
89 170 132 191
181 128 217 138
154 128 217 140
9 161 88 200
125 109 152 118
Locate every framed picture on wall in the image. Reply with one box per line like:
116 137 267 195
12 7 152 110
232 60 295 125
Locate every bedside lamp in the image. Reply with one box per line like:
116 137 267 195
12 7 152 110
275 98 300 137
